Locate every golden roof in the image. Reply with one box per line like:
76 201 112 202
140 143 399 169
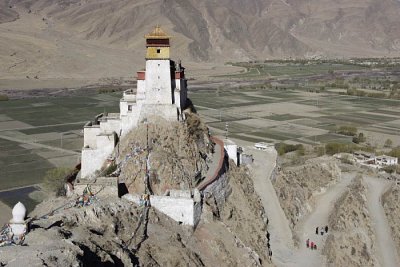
145 25 171 39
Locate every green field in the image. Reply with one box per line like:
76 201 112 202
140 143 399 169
0 93 120 191
192 59 400 147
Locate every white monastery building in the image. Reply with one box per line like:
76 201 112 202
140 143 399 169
81 26 188 178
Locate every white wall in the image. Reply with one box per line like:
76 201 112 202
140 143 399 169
123 193 202 226
81 133 116 178
145 60 172 105
100 118 121 134
120 107 140 137
136 80 146 102
225 144 238 166
83 126 101 148
174 90 181 109
139 104 177 122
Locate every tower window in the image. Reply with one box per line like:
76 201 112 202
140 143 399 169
156 49 161 54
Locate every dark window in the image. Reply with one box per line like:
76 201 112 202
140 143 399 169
128 105 132 111
157 49 161 54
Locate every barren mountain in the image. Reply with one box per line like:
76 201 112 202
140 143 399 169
1 0 400 82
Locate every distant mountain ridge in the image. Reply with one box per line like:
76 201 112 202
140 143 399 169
14 0 399 59
1 0 400 80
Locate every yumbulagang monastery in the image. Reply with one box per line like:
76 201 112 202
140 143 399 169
81 26 188 178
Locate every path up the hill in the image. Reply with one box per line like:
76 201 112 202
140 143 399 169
364 176 400 267
249 147 295 266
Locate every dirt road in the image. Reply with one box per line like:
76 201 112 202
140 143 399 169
249 147 295 266
292 172 356 267
249 148 357 267
364 176 400 267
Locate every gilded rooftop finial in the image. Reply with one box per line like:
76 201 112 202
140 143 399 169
145 25 171 39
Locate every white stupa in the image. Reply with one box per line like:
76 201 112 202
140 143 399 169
9 202 27 240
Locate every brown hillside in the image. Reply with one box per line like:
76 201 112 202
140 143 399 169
1 0 400 80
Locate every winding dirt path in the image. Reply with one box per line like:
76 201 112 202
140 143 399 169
250 147 357 267
291 172 356 267
249 146 400 267
364 176 400 267
249 147 295 266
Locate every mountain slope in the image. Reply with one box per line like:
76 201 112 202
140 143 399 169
1 0 400 80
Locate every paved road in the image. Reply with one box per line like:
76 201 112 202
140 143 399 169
364 176 400 267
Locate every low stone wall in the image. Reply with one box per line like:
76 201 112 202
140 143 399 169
198 136 227 191
74 177 118 197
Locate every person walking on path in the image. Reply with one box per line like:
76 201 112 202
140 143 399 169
315 227 318 234
306 239 309 248
314 244 317 250
311 242 314 250
325 225 328 233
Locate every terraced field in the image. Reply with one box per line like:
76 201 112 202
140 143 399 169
0 93 120 195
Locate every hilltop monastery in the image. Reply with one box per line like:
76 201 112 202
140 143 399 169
81 26 188 178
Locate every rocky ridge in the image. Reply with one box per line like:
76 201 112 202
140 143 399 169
2 0 400 81
273 156 341 234
115 113 212 195
322 176 377 267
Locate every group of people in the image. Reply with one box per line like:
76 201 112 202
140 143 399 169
316 225 328 236
305 225 329 250
306 239 317 250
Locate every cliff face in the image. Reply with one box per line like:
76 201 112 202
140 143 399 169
116 114 212 195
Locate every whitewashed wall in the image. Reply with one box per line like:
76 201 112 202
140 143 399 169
123 193 202 226
145 60 172 105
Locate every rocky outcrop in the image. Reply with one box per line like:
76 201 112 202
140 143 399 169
116 114 213 195
0 184 272 267
323 176 377 267
273 156 341 230
219 164 270 265
382 186 400 256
